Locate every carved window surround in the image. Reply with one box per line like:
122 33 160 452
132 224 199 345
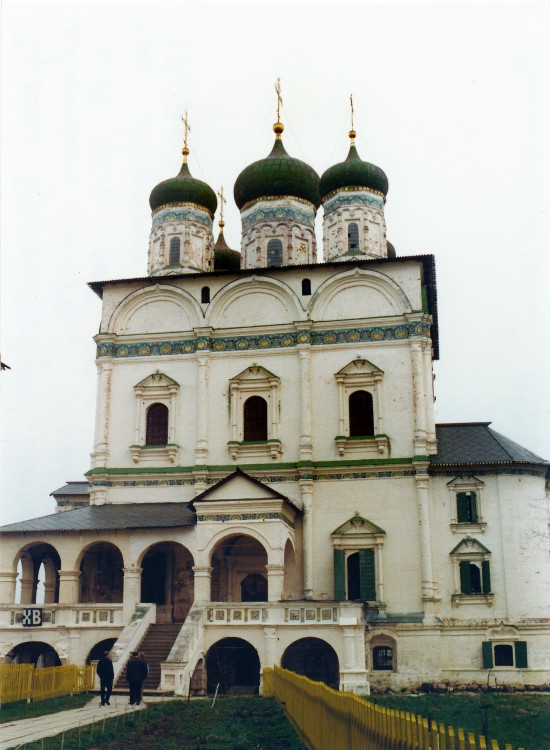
131 371 180 463
334 358 386 457
448 475 486 533
228 365 282 461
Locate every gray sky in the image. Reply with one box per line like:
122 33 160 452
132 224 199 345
1 1 549 525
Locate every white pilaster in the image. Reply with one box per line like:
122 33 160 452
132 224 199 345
91 361 112 468
411 341 427 453
298 347 312 460
195 356 209 463
300 480 314 599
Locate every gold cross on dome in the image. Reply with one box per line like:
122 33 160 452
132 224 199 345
350 94 355 132
217 186 226 224
181 111 191 151
275 78 283 122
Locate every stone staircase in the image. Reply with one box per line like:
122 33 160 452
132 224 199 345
114 622 182 692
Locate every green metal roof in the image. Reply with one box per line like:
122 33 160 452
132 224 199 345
234 137 320 210
149 162 217 215
213 229 241 271
320 144 389 201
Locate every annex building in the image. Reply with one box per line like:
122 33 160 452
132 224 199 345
1 111 548 696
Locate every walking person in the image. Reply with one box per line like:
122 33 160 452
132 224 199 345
96 651 114 706
126 650 147 705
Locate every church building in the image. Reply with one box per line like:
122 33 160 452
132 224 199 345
1 103 548 696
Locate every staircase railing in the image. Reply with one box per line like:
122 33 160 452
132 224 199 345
160 604 206 695
109 603 156 683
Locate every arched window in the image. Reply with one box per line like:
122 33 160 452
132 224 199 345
243 396 268 441
169 237 181 265
267 239 283 267
348 223 359 252
201 286 210 303
373 646 394 671
302 278 311 296
146 403 169 445
349 390 374 436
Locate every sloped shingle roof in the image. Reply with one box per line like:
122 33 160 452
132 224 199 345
431 423 547 467
0 503 195 534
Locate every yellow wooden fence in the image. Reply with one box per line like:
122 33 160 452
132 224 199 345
0 664 95 705
263 666 524 750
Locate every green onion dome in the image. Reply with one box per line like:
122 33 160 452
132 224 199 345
234 124 320 210
320 137 389 201
149 157 217 216
213 225 241 271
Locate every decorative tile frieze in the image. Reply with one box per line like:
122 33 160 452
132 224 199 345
96 321 431 360
152 205 213 227
88 467 418 491
242 205 315 231
196 511 294 528
323 192 385 213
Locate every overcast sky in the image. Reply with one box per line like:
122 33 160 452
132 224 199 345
1 0 549 525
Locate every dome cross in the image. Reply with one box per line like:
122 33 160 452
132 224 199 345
217 186 227 228
181 111 191 161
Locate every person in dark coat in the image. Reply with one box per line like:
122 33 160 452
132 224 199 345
126 651 147 705
96 651 114 706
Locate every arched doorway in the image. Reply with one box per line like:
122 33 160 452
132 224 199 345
210 534 268 602
140 542 194 622
86 638 117 665
79 543 123 603
282 638 339 689
6 642 61 667
15 543 61 604
206 638 260 695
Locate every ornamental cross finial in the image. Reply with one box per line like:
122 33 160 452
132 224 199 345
217 186 226 226
349 94 356 144
181 111 191 157
275 77 283 122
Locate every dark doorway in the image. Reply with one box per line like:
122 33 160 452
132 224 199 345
240 573 267 602
206 638 261 695
141 543 194 622
281 638 339 689
86 638 117 665
142 550 168 605
7 642 61 667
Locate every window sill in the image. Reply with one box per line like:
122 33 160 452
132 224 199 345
451 522 487 533
228 440 282 461
335 435 389 457
452 593 494 607
130 444 179 464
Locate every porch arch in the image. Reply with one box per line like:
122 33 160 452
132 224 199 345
139 541 194 622
206 638 260 695
210 534 268 603
281 637 339 689
78 542 124 604
6 641 61 667
14 543 61 604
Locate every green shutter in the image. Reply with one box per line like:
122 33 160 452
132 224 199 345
333 549 346 601
457 493 469 523
470 492 478 523
359 549 376 601
515 641 528 668
459 561 472 594
482 560 491 593
482 641 493 668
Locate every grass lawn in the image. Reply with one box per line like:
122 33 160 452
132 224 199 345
22 697 305 750
0 693 91 723
369 692 550 750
